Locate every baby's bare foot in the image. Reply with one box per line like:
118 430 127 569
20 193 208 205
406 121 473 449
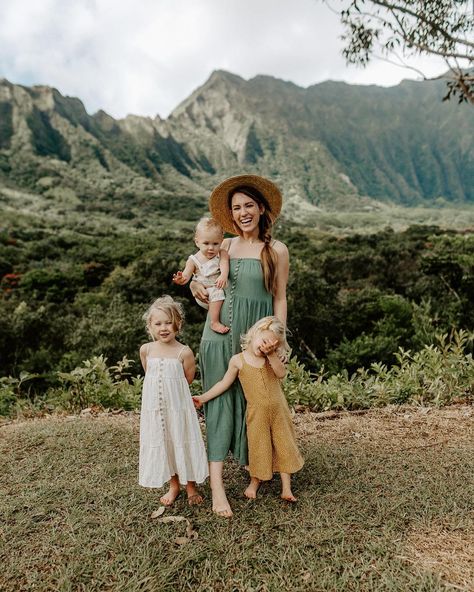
210 321 230 334
281 492 297 503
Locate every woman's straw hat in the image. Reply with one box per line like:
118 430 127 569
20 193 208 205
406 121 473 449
209 174 282 234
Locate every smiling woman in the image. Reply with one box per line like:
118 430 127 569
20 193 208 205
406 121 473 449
190 174 289 518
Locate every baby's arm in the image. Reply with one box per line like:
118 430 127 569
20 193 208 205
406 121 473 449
181 346 196 384
139 344 148 372
193 354 241 408
215 249 230 289
172 257 196 285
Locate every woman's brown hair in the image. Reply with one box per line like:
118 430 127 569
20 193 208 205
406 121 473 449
228 185 278 295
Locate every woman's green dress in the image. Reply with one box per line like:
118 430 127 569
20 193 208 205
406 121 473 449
200 258 273 463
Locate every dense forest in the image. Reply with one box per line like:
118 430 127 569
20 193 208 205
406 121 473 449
1 219 473 405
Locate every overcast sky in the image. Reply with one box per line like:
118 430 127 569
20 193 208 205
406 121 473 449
0 0 446 120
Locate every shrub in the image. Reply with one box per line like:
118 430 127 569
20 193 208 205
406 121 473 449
50 355 143 412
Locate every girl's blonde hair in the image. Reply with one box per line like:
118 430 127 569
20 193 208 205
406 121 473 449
240 316 289 357
228 186 278 295
195 217 224 239
143 295 184 338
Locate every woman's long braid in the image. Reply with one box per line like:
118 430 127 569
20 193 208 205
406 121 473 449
259 211 278 296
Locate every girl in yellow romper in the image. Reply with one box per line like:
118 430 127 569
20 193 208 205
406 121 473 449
193 316 303 502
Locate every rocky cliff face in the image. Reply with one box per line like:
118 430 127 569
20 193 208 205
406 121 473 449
0 70 473 220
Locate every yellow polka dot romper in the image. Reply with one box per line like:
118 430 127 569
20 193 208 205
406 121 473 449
238 354 304 481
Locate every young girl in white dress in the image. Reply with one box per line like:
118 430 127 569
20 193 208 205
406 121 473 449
139 295 209 505
172 217 230 334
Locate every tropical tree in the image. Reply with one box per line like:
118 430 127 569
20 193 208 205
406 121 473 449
326 0 474 104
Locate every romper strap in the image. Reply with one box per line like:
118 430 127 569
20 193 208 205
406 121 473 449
189 254 201 270
177 345 187 361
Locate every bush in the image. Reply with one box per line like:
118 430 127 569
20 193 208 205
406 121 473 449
50 355 143 412
283 330 474 411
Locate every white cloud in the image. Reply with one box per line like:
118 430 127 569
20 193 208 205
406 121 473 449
0 0 448 119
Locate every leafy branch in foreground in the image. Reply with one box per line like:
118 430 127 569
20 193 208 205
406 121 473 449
283 329 474 409
326 0 474 104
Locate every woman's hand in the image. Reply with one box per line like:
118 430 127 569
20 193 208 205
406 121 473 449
190 280 209 304
259 338 279 356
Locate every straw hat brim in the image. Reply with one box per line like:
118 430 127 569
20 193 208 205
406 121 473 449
209 174 282 234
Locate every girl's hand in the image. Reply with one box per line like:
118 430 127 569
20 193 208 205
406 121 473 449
190 280 209 304
215 274 227 290
172 271 187 285
259 338 279 356
192 396 204 409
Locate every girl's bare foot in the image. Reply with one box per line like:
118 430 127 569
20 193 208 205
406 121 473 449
210 321 230 334
212 484 233 517
160 487 180 506
244 477 261 499
280 472 297 502
186 481 203 505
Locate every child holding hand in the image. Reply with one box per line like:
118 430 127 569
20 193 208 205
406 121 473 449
139 296 208 506
193 316 303 502
172 217 229 334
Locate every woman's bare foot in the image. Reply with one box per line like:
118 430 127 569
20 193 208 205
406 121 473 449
210 321 230 334
186 481 203 505
212 484 233 517
244 477 261 499
281 492 297 503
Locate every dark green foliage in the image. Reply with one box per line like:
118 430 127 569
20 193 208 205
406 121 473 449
244 123 264 164
0 102 13 149
1 220 474 400
26 107 71 162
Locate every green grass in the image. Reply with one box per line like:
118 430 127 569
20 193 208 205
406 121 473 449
1 407 473 591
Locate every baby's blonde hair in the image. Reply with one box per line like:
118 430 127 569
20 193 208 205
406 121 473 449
240 316 289 357
143 295 184 338
195 216 224 239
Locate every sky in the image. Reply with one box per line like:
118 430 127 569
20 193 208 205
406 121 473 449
0 0 447 120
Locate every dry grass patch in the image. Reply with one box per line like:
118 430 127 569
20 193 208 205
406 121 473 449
405 525 474 592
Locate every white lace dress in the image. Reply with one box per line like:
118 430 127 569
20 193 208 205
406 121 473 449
139 355 209 488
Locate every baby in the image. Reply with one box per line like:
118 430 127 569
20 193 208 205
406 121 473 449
173 217 229 334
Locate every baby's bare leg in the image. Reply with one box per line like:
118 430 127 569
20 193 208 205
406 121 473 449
209 300 229 334
280 472 297 502
244 476 261 499
160 474 181 506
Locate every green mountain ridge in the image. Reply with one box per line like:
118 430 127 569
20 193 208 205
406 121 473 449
0 71 473 220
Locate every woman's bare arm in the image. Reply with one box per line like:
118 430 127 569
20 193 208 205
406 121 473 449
273 241 289 325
